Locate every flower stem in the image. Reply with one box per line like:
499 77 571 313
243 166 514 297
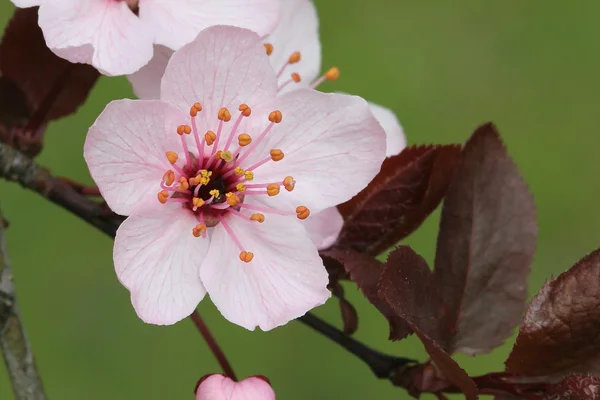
0 203 46 400
190 310 237 381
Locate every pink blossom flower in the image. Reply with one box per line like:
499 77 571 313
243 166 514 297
83 26 386 329
196 375 275 400
10 0 280 76
128 0 406 250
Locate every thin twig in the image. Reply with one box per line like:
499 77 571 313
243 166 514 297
190 310 237 381
0 203 46 400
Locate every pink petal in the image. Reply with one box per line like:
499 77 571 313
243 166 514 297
140 0 280 50
200 211 330 331
10 0 42 7
84 99 187 216
266 0 321 91
368 101 406 157
114 200 208 325
241 89 386 213
196 375 276 400
37 0 154 75
127 45 174 100
160 26 278 116
304 207 343 250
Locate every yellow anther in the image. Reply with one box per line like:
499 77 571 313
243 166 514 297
166 151 179 164
291 73 301 83
200 176 210 185
234 167 245 176
267 184 280 197
325 67 340 81
178 177 189 191
268 110 283 123
218 107 232 122
193 223 207 238
189 176 199 186
288 51 301 64
270 149 284 162
283 176 295 192
296 206 310 220
236 183 246 193
190 102 203 116
163 170 175 186
264 43 274 56
250 213 265 223
177 124 191 135
238 133 252 147
209 189 220 198
239 251 254 263
244 171 254 181
226 192 240 206
205 131 216 146
200 169 211 177
157 190 169 204
220 150 233 162
239 104 251 117
215 150 222 160
193 198 205 208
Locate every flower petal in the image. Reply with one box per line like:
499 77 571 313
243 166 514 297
127 45 174 100
304 207 343 250
84 99 187 216
241 89 386 213
37 0 154 75
196 375 276 400
266 0 321 90
161 26 278 115
200 212 330 331
140 0 280 50
10 0 42 7
368 101 406 157
114 201 208 325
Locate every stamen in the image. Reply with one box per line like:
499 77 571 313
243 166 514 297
226 192 241 206
296 206 310 220
269 110 283 123
190 102 204 168
311 67 340 89
239 104 252 117
270 149 284 161
250 213 265 223
205 131 217 146
235 167 245 176
218 107 232 122
232 110 282 169
166 151 179 164
239 251 254 263
178 177 190 191
236 183 246 193
277 52 302 79
267 184 280 197
244 171 254 181
192 197 205 211
291 73 301 82
193 224 207 238
283 176 295 192
177 125 192 167
163 170 175 186
278 73 302 92
238 134 252 147
220 150 233 162
223 105 250 152
209 189 220 198
157 190 169 204
237 202 295 216
264 43 274 56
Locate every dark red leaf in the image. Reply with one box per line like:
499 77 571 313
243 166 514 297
322 247 412 340
339 297 358 335
542 375 600 400
0 8 99 126
337 144 461 256
506 248 600 377
434 123 537 355
378 246 478 399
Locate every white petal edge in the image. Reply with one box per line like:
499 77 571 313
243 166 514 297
84 99 187 216
114 201 208 325
127 44 174 100
140 0 281 50
304 207 344 250
200 211 330 331
368 101 406 157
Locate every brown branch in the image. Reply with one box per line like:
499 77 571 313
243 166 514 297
0 203 46 400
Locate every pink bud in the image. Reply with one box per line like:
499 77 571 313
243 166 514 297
195 374 276 400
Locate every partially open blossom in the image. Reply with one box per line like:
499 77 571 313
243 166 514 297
127 0 405 251
196 375 275 400
84 26 386 329
10 0 280 76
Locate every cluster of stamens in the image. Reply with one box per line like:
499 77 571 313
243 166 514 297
263 44 340 91
158 102 310 263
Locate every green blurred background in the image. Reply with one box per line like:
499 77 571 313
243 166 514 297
1 1 600 399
